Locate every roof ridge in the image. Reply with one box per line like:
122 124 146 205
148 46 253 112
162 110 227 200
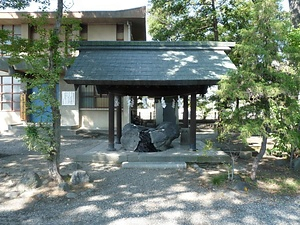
76 41 235 51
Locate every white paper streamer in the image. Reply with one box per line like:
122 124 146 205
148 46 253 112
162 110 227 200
161 97 166 108
114 96 119 107
142 96 148 108
131 98 135 108
172 98 176 108
127 97 131 107
177 96 183 108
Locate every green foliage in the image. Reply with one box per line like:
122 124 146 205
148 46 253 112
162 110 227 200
286 28 300 67
8 14 80 75
203 139 213 151
148 0 217 41
23 123 55 157
3 11 80 158
197 96 212 120
211 173 228 186
218 0 253 42
148 0 253 42
0 0 50 10
217 0 300 159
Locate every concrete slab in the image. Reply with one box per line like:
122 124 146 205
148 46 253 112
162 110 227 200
74 135 231 165
122 162 187 169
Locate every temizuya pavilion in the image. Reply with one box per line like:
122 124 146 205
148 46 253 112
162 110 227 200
64 41 236 151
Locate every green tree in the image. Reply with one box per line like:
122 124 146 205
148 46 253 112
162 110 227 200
148 0 219 41
148 0 253 42
0 0 49 10
281 27 300 165
217 0 298 180
2 0 79 183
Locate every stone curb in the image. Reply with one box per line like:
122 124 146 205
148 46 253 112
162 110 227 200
121 162 187 169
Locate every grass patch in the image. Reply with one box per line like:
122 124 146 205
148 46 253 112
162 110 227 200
257 177 300 195
211 173 228 186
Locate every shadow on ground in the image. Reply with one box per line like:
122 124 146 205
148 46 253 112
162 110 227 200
1 161 299 225
0 126 299 224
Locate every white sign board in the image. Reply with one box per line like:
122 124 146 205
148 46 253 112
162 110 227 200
62 91 75 105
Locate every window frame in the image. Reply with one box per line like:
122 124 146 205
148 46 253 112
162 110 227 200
1 24 22 55
0 76 21 112
79 85 109 109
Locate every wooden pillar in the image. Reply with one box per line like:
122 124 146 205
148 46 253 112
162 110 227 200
108 92 116 151
190 93 197 150
116 95 122 144
183 95 189 128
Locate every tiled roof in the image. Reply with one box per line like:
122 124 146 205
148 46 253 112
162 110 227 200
64 41 236 95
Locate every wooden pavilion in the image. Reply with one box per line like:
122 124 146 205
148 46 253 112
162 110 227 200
64 41 236 151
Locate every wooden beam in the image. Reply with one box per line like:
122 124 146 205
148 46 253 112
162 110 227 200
95 85 210 96
190 93 197 150
108 92 116 151
183 95 189 128
116 95 122 144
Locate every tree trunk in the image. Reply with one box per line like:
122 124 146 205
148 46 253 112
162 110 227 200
211 0 219 41
250 135 267 180
290 147 295 169
48 154 64 183
47 0 64 183
49 100 62 183
289 0 300 28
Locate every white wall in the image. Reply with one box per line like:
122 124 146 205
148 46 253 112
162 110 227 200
80 109 109 130
79 95 132 130
0 112 23 131
88 24 116 41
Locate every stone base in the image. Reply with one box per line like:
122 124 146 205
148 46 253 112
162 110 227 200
180 128 190 145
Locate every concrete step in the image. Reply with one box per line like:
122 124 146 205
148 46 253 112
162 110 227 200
122 162 187 169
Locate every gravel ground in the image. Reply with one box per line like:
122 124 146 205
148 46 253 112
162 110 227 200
0 127 300 225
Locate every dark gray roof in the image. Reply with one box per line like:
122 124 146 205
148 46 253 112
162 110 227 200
0 56 28 73
64 41 236 95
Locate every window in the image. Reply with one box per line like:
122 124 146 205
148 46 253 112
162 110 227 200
0 76 21 111
1 25 21 42
2 25 21 36
79 85 108 108
1 25 21 55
